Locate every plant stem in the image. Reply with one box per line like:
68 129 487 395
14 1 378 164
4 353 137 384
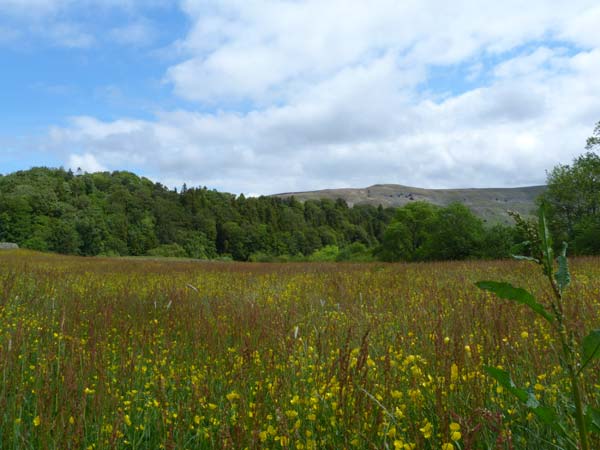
562 329 589 450
555 309 589 450
548 274 589 450
569 366 589 450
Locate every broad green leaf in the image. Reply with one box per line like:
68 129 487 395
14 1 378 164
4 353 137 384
532 406 557 425
476 281 554 323
555 242 570 293
586 406 600 435
484 366 514 387
538 207 554 276
582 329 600 367
483 366 529 403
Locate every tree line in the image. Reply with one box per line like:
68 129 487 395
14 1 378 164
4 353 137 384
0 167 507 261
0 123 598 261
0 167 393 260
0 167 525 262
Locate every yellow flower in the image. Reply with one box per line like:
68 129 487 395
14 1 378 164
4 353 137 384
69 416 75 425
33 416 41 427
285 410 298 419
226 391 240 402
442 444 454 450
450 363 459 383
450 422 461 441
419 420 433 439
124 415 132 427
521 331 529 339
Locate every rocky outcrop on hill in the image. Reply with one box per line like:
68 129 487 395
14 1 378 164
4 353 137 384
274 184 546 224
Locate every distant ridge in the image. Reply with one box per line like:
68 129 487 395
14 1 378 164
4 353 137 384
274 184 546 224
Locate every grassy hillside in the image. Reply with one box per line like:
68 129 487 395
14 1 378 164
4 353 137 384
275 184 546 224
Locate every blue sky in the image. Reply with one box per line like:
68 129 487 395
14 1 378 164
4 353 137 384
1 3 185 129
1 0 600 195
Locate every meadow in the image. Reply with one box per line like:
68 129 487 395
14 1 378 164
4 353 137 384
0 250 598 449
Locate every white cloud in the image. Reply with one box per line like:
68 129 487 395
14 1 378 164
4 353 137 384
26 1 600 194
68 153 107 173
559 4 600 48
493 47 570 80
167 0 599 104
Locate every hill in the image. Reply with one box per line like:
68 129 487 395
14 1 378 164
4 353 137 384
274 184 546 224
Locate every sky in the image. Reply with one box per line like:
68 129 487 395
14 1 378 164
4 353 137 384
1 0 600 195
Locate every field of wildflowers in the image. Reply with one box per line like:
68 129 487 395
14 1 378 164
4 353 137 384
0 250 598 449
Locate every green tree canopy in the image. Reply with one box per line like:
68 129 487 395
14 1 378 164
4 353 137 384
585 120 600 150
0 167 395 260
377 201 437 261
541 123 600 254
424 202 485 260
376 202 504 262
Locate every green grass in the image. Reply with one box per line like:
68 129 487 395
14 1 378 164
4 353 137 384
0 250 598 449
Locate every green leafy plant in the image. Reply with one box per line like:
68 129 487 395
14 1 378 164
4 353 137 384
476 207 600 450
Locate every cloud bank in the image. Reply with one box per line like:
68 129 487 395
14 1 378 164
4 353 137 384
18 1 600 193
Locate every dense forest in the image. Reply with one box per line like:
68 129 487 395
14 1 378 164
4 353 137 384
0 126 598 261
0 168 394 260
0 167 520 261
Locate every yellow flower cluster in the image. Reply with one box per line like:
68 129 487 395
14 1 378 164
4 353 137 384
0 251 598 448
